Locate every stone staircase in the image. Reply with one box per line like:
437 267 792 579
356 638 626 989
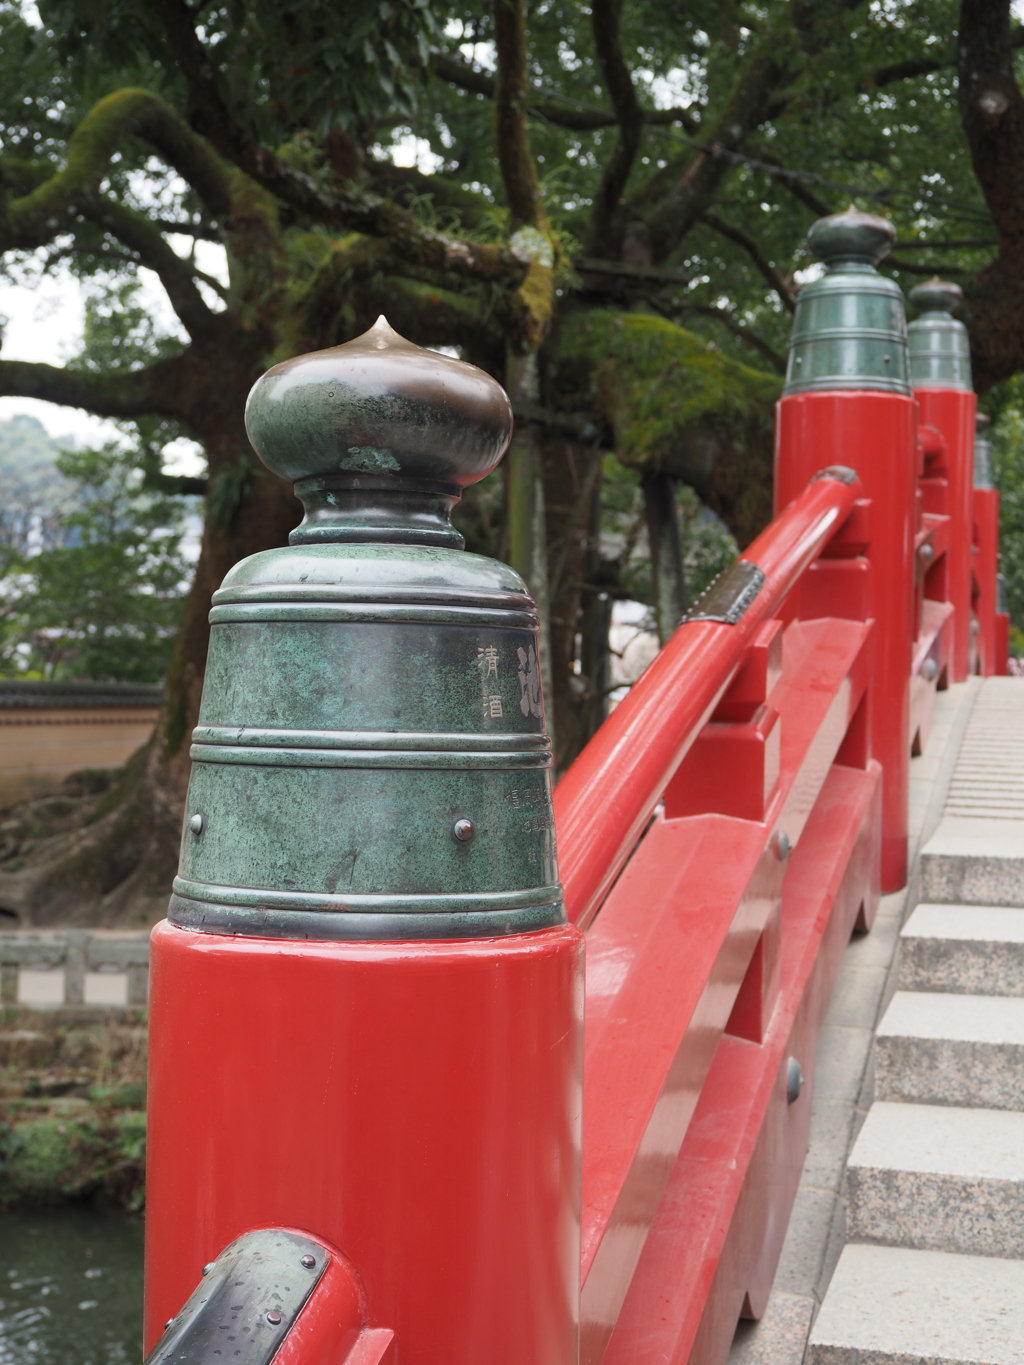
808 678 1024 1365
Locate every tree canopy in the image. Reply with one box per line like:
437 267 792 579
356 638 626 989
0 428 191 683
0 0 1023 920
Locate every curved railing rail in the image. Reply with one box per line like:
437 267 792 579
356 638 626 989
556 468 862 930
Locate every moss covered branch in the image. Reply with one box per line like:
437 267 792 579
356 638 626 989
585 0 646 258
150 0 528 293
2 88 231 252
83 198 215 337
493 0 547 230
0 354 190 420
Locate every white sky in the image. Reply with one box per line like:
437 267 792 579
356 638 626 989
0 241 230 476
0 264 119 445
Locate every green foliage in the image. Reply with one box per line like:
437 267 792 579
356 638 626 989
0 440 191 682
989 381 1024 647
74 275 185 373
0 1 78 164
0 1106 146 1209
0 415 65 482
599 455 738 608
38 0 435 139
0 416 72 569
0 1116 104 1202
555 310 781 473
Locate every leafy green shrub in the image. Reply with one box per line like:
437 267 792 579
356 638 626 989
0 1107 146 1210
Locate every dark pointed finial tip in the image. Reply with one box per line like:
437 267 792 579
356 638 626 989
244 318 513 488
908 277 964 314
807 205 896 268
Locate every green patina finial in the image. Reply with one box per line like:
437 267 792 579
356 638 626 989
974 412 995 488
784 206 910 397
907 278 972 391
245 316 514 548
172 317 562 943
807 204 896 268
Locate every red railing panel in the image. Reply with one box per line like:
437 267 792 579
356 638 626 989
555 471 863 931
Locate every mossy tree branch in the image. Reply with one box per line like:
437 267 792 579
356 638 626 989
1 88 231 251
701 211 795 311
493 0 547 231
0 354 190 418
491 0 557 350
585 0 646 259
151 0 528 295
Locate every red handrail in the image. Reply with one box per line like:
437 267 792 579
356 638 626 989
554 469 863 930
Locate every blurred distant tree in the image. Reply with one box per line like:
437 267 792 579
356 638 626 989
988 379 1024 656
0 442 189 682
0 416 71 568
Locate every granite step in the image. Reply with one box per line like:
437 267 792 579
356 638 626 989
846 1100 1024 1258
875 990 1024 1109
918 817 1024 907
807 1243 1024 1365
899 903 1024 996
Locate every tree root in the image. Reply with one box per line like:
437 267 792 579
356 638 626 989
0 741 181 930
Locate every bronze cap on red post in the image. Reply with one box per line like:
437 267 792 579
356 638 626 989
784 206 910 396
907 277 972 391
169 317 565 942
245 316 513 549
974 411 996 488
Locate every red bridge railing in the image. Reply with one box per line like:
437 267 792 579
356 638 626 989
554 466 877 1365
556 470 862 932
141 261 1010 1365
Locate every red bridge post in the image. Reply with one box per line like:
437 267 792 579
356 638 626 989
774 208 917 892
143 321 584 1365
906 280 976 685
973 415 1008 675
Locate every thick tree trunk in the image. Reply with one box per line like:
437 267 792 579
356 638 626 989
641 470 687 645
957 0 1024 390
542 437 610 773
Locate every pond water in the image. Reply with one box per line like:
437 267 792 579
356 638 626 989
0 1206 143 1365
